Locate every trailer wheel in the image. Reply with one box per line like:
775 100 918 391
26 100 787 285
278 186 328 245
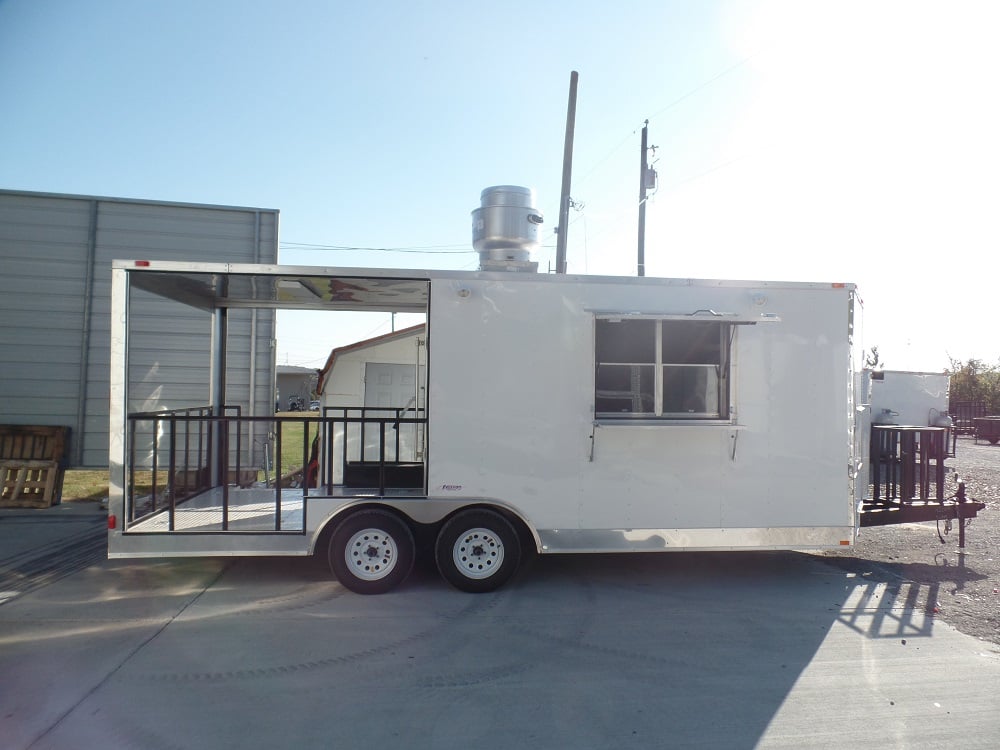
435 509 521 593
329 510 415 594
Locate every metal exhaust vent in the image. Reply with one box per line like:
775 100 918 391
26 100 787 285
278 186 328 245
471 186 543 272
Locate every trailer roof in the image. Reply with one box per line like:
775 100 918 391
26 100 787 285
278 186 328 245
115 259 856 313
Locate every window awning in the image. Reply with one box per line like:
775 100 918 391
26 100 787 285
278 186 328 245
590 309 782 324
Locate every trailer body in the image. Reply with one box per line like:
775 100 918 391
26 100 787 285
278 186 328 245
107 261 862 591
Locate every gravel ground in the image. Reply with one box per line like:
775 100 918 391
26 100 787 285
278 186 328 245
824 435 1000 646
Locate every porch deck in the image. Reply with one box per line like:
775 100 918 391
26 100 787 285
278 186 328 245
126 484 424 533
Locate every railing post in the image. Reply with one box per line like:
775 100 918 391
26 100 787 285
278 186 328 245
234 407 242 482
221 416 229 531
379 421 386 495
151 417 160 513
360 409 367 462
168 419 176 531
198 408 206 492
274 418 282 516
394 407 402 462
342 411 350 479
127 418 136 524
323 414 334 493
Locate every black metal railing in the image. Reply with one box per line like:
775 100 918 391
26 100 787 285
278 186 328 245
319 406 426 495
127 405 242 524
869 424 948 504
863 423 987 544
125 405 427 532
127 407 308 532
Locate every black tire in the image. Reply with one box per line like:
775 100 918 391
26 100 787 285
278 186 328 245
328 509 415 594
435 509 521 593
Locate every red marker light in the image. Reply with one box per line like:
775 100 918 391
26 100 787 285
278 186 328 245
134 260 151 267
108 515 117 529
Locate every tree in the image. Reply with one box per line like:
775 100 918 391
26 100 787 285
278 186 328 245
947 357 1000 414
864 346 883 370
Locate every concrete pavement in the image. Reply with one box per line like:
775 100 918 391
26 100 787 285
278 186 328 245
1 506 999 749
0 502 106 605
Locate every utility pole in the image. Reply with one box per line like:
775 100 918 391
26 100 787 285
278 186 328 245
555 71 579 275
637 119 651 277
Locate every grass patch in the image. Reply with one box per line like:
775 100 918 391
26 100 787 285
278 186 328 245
61 470 110 501
61 470 155 502
273 415 318 470
60 414 321 499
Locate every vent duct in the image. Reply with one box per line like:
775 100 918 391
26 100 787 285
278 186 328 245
471 186 542 272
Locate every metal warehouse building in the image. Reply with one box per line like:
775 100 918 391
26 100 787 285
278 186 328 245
0 189 279 468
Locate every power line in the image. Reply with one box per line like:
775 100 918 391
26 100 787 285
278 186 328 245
574 53 758 190
281 241 473 254
647 52 758 121
662 154 749 192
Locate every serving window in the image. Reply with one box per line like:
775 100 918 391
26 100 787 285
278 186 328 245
595 318 732 420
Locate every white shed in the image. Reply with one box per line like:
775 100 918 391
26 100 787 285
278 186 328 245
317 324 425 410
316 324 426 478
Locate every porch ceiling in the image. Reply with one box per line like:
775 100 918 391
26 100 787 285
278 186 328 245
129 270 430 312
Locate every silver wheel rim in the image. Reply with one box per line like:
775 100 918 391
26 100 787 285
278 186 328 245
452 527 504 580
345 528 398 581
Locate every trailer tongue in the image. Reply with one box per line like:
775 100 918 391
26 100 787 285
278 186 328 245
861 422 985 544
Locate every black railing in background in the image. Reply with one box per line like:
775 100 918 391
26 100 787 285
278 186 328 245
949 400 986 435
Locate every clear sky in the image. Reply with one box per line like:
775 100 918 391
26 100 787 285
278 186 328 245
2 0 997 372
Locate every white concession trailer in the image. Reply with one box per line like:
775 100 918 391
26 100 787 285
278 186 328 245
108 258 869 593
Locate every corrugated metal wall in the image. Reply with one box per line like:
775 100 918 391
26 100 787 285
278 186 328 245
0 190 278 468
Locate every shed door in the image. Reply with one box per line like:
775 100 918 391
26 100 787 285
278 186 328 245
363 363 425 462
364 363 417 408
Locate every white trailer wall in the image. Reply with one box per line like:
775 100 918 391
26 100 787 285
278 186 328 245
427 276 856 547
0 190 278 467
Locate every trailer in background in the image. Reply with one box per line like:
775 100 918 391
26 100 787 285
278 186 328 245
869 370 951 428
861 369 987 537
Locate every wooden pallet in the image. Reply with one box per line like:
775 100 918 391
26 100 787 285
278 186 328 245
1 460 60 508
0 425 69 508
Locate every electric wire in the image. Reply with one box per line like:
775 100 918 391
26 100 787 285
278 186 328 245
647 52 758 122
573 51 758 192
281 241 473 255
